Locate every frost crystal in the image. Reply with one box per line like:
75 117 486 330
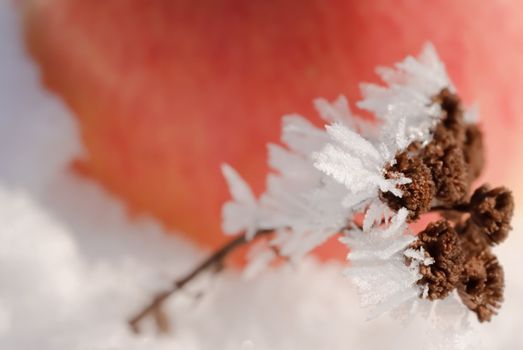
220 43 488 323
221 164 260 240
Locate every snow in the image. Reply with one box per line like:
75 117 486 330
0 2 522 349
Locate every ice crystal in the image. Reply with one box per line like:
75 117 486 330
221 164 260 239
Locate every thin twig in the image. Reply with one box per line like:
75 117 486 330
128 229 274 334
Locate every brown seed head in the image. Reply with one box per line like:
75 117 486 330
382 151 435 220
457 250 504 322
410 220 465 300
456 219 490 257
419 89 473 204
469 185 514 245
433 88 466 145
463 124 485 182
398 89 511 322
422 143 468 204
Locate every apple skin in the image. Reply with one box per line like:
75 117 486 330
20 0 523 258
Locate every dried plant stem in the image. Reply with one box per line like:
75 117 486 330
430 203 470 212
128 229 274 334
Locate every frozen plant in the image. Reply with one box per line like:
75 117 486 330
129 44 514 333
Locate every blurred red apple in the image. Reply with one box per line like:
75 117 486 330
19 0 523 257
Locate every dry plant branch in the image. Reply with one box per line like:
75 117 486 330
128 229 274 333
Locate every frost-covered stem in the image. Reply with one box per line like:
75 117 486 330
128 229 275 334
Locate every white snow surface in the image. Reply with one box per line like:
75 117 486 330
1 2 522 349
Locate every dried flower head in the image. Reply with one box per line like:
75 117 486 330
458 250 504 322
410 220 465 300
420 88 476 205
425 144 469 204
433 88 466 145
469 185 514 245
381 150 435 221
463 124 485 182
456 218 490 256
